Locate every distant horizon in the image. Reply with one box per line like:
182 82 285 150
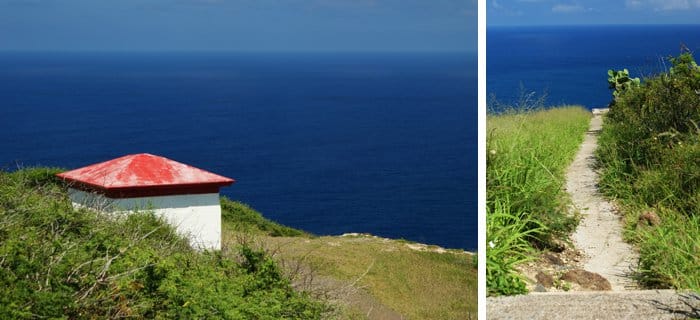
488 23 700 28
0 49 477 54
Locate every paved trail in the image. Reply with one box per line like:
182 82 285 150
566 109 638 290
487 109 700 319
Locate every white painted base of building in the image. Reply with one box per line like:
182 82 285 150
67 188 222 251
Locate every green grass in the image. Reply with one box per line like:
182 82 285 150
0 168 327 319
243 234 477 319
218 181 477 318
596 52 700 292
635 209 700 289
486 106 591 296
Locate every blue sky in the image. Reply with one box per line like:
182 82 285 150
488 0 700 26
0 0 476 52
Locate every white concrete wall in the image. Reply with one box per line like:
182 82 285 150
67 188 222 251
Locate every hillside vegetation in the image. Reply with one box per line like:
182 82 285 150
486 106 591 296
597 52 700 291
0 167 476 319
219 200 477 319
247 234 477 319
0 168 326 319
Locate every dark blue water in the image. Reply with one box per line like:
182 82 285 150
0 51 477 250
488 25 700 109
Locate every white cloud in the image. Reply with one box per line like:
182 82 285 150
625 0 643 8
626 0 700 10
652 0 690 10
551 4 588 13
490 0 524 16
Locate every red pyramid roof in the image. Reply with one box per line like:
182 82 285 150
56 153 234 198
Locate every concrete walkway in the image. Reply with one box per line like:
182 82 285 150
488 290 699 320
567 109 638 290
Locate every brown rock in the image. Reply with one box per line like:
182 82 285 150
639 211 661 227
560 269 612 291
542 252 564 265
548 240 567 253
536 271 554 288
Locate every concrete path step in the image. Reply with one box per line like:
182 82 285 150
487 290 699 320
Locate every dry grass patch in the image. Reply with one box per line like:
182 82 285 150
223 231 476 320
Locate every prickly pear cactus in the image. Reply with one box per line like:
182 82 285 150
607 68 640 99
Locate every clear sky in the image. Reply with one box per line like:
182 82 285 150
0 0 476 52
488 0 700 26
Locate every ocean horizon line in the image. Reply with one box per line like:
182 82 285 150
0 49 477 56
488 23 700 29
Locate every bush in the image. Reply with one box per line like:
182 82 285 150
597 51 700 291
599 51 700 216
0 168 327 319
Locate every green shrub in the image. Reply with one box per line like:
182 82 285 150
600 52 700 216
0 168 327 319
597 51 700 291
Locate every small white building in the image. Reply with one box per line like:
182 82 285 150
56 153 234 250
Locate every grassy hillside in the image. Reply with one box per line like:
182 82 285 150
0 168 326 319
486 106 591 296
220 200 477 319
242 234 477 320
0 167 476 319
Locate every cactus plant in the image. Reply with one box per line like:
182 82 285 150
607 68 640 99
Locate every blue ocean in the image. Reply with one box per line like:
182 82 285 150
0 51 477 250
488 24 700 109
